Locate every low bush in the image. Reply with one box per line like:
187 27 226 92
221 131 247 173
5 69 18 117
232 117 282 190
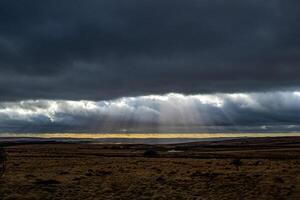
143 149 158 157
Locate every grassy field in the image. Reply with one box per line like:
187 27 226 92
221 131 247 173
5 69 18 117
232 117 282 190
0 137 300 200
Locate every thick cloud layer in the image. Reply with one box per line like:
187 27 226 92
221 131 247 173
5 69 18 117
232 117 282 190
1 92 300 133
1 1 300 100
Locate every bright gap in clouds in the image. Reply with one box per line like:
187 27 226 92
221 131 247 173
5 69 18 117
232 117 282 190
1 92 300 133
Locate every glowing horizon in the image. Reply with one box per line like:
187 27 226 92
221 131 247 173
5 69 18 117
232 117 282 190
2 132 300 139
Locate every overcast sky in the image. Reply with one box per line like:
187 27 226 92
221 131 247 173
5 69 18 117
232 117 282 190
1 1 300 133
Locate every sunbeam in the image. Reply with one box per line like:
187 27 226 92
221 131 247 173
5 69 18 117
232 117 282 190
1 91 300 133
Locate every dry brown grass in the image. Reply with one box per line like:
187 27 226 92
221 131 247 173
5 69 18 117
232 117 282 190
0 147 6 177
0 137 300 200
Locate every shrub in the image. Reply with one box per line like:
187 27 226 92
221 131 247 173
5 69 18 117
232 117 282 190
231 158 242 170
143 149 158 157
231 158 242 166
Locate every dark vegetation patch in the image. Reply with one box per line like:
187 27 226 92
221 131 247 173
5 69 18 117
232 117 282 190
231 158 242 166
143 149 158 157
58 171 69 175
85 169 112 176
0 147 6 178
34 179 61 185
191 171 220 180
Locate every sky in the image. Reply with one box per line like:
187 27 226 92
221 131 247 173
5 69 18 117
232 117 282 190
1 0 300 133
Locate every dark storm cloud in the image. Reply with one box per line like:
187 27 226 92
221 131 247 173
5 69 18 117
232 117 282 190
1 0 300 100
